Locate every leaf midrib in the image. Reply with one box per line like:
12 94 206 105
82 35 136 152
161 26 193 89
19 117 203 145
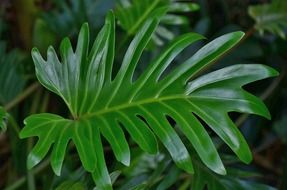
81 94 188 119
80 92 260 120
128 0 161 35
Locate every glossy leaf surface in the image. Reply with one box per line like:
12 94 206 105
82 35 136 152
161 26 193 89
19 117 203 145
20 11 278 189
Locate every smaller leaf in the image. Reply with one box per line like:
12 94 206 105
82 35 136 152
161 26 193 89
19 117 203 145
168 2 200 13
248 0 287 39
0 43 25 104
156 165 181 190
115 0 198 46
55 181 85 190
161 15 189 25
192 161 276 190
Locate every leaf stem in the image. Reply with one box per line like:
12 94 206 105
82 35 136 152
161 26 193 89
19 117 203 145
4 82 40 111
7 115 20 135
26 90 42 190
4 159 50 190
40 92 50 112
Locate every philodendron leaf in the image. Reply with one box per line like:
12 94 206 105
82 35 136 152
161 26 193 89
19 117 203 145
20 10 278 189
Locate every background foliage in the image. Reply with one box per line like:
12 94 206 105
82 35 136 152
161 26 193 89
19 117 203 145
0 0 286 189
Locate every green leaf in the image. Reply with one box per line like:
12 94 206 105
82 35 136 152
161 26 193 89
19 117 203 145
156 165 181 190
161 14 188 25
94 171 121 190
55 181 85 190
168 2 199 12
0 43 25 105
20 11 278 189
0 106 8 132
192 162 276 190
115 0 167 35
248 0 287 39
115 0 199 45
42 0 112 39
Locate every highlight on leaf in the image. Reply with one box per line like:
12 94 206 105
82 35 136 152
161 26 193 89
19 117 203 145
20 10 278 189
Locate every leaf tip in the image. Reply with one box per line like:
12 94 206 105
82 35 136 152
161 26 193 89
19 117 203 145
18 131 24 139
121 156 130 166
234 31 245 40
60 37 72 52
105 10 115 27
47 45 56 55
240 150 253 164
78 22 90 45
224 31 245 43
80 22 89 34
265 111 272 120
31 47 42 60
52 163 62 176
31 47 39 54
107 9 115 18
269 67 280 77
215 166 227 175
27 153 41 170
177 158 194 174
185 164 194 174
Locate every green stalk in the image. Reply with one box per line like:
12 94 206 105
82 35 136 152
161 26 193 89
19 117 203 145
7 115 20 135
4 82 40 111
27 138 36 190
4 159 50 190
26 90 42 190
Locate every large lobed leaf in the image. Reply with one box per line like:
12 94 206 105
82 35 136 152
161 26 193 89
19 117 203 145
20 10 278 189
